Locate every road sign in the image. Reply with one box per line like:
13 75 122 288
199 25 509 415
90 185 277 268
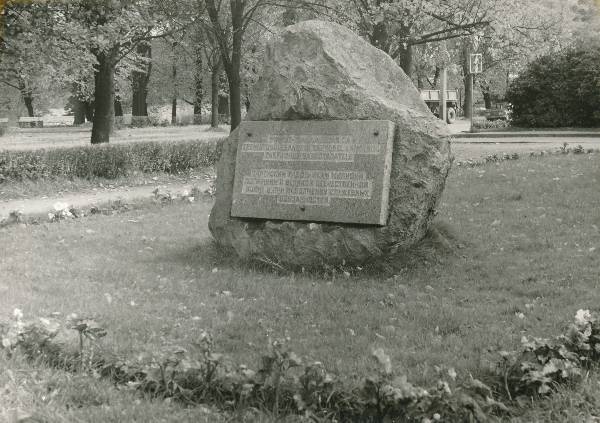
470 53 483 74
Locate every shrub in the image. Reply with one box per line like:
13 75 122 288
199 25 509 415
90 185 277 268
0 138 225 182
473 118 511 129
506 46 600 127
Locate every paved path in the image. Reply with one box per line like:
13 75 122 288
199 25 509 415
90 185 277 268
0 181 210 221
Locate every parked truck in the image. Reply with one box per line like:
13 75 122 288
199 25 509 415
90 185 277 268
419 89 458 124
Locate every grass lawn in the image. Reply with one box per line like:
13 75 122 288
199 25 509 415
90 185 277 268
1 153 599 419
0 124 229 151
0 354 226 422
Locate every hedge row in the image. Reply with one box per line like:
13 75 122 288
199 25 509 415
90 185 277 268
0 138 225 182
506 46 600 127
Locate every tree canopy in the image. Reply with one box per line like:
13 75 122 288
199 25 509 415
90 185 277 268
1 0 598 139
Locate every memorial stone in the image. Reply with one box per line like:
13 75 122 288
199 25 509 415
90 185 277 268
231 120 394 225
208 20 453 267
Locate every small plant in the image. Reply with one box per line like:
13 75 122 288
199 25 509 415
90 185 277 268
560 142 569 154
67 314 107 372
473 118 511 129
4 309 600 422
498 309 600 399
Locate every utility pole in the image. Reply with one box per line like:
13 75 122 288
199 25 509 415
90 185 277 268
469 73 474 132
439 67 447 124
469 53 482 132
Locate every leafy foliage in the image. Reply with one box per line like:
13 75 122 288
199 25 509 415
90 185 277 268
498 310 600 399
0 308 593 421
0 310 509 422
455 146 598 167
506 46 600 127
10 308 600 420
0 138 224 182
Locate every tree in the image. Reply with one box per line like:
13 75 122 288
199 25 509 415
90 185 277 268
460 0 581 113
506 46 600 127
203 0 327 130
18 0 192 143
131 41 152 119
192 29 204 123
345 0 492 76
204 0 245 131
1 2 94 118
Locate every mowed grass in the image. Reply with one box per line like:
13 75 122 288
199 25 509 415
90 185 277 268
0 354 226 422
1 153 599 397
0 124 229 151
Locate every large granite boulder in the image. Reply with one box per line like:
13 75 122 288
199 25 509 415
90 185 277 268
209 20 452 267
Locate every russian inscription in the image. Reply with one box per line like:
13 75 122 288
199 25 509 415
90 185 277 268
240 169 373 206
231 120 394 225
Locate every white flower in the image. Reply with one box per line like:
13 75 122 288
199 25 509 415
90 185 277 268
53 202 70 212
575 309 592 326
13 308 23 320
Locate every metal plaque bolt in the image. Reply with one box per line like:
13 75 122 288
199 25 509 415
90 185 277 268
299 205 306 211
247 132 252 137
373 131 379 136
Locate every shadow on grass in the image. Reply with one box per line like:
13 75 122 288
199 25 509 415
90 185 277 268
173 219 467 280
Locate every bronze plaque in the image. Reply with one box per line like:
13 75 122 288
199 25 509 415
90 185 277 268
230 120 394 225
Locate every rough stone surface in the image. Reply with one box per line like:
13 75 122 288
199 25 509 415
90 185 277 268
209 20 453 267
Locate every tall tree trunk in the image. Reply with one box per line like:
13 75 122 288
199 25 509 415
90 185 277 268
398 44 413 77
193 42 204 124
205 0 243 130
23 94 34 118
171 42 178 125
227 73 241 130
218 94 229 116
210 60 221 128
482 89 492 109
91 49 117 144
227 4 243 131
171 98 177 124
84 101 94 122
73 98 86 125
432 67 441 89
132 42 151 117
18 79 34 117
114 98 123 116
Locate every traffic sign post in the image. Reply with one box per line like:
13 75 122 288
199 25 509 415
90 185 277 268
470 53 483 74
469 54 483 132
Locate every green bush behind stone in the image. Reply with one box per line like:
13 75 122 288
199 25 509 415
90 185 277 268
0 138 225 182
506 45 600 128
